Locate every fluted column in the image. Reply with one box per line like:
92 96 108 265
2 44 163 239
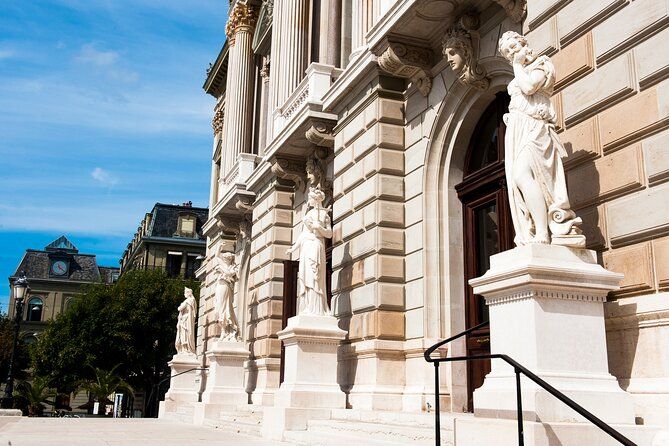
222 3 258 175
272 0 310 109
350 0 368 61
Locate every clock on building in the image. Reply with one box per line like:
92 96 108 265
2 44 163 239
51 259 68 276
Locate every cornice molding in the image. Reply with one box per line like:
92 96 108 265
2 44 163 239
376 37 433 97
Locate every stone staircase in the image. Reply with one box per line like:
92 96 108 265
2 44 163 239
204 405 264 437
282 408 466 446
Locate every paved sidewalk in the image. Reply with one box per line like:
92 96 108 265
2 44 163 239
0 417 289 446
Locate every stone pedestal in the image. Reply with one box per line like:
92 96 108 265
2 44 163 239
468 244 635 425
262 314 347 440
200 340 249 406
163 353 200 405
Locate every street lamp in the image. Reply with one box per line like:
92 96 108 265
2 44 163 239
2 273 28 408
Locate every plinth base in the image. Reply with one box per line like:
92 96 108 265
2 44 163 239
200 340 249 406
470 244 635 425
163 353 200 405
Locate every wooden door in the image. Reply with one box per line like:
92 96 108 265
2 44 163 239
455 93 514 411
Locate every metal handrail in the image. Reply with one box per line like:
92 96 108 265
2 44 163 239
424 321 637 446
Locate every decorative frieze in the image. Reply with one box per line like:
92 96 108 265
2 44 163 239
442 13 489 91
377 39 433 97
212 107 224 134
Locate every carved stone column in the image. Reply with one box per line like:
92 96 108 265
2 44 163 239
222 3 258 175
272 0 310 108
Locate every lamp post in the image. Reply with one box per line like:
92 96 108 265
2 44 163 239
2 274 28 409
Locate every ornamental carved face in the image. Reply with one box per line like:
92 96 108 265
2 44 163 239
444 46 465 72
442 31 472 76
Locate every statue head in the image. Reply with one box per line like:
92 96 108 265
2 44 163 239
442 28 471 74
307 186 326 207
498 31 534 65
218 250 236 265
184 287 194 299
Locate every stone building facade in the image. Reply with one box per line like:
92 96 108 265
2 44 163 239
173 0 669 440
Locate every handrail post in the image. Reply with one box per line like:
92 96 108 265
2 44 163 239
434 362 441 446
515 368 524 446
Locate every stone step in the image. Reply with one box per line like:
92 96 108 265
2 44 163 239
297 419 454 445
329 408 461 429
283 425 454 446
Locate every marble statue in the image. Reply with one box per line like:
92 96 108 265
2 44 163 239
498 31 585 248
287 186 333 316
213 248 240 341
175 287 196 355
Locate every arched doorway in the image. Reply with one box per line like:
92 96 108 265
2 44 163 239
455 92 514 411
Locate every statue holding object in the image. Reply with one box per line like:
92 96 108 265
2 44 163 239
175 287 197 355
213 248 241 341
498 31 585 248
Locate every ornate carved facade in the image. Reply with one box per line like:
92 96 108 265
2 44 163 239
161 0 669 442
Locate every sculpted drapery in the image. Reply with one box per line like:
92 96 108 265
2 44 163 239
214 248 241 341
175 287 197 355
498 31 585 248
287 187 332 316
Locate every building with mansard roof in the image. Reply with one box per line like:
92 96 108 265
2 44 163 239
161 0 669 443
119 202 208 279
7 235 119 339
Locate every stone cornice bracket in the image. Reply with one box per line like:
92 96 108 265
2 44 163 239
225 3 258 42
442 13 489 91
217 216 242 236
235 197 254 214
492 0 527 23
305 119 335 148
270 156 306 191
212 107 224 134
377 38 433 97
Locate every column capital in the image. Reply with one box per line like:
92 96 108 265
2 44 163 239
225 3 258 41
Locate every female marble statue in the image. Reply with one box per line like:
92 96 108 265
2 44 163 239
287 186 333 316
213 248 240 341
175 287 196 355
498 31 585 247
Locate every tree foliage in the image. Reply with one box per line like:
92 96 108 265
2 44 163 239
76 364 134 405
15 376 57 416
31 270 199 414
0 313 30 383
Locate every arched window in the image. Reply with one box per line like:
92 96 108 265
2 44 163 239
27 297 44 322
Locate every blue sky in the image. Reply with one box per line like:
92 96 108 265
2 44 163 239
0 0 229 312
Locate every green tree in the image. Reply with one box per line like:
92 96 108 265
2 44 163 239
31 270 199 416
76 365 134 406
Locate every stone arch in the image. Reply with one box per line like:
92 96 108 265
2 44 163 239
422 58 512 411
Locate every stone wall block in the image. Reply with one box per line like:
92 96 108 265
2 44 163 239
405 195 423 227
377 98 404 125
578 204 607 249
370 201 404 228
254 337 282 358
343 159 365 193
603 242 655 295
562 116 602 168
567 143 645 208
599 84 669 152
376 122 405 150
343 112 366 148
404 167 423 201
642 128 669 185
353 128 377 161
251 299 283 322
334 145 355 175
527 0 568 30
377 174 405 201
405 223 422 255
376 282 405 310
404 278 423 311
527 16 559 57
375 310 405 340
375 254 404 282
606 182 669 246
653 236 669 289
340 211 365 241
405 138 428 174
562 52 635 126
635 27 669 89
377 227 405 255
553 32 595 90
405 307 424 339
557 0 627 45
352 178 376 209
592 0 669 64
333 191 353 221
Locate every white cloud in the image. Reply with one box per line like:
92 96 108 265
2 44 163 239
0 49 15 60
75 43 119 66
91 167 119 186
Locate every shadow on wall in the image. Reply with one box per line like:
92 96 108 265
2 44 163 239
334 242 355 407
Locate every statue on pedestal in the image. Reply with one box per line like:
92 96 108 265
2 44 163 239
213 248 240 341
287 186 333 316
175 287 196 355
498 31 585 248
